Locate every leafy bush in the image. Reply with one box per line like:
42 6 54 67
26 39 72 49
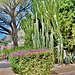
10 49 53 75
3 46 27 55
3 48 14 55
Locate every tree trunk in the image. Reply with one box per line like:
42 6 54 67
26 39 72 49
11 28 18 48
13 35 18 48
11 9 18 48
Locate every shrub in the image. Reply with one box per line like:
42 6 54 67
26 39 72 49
10 49 53 75
3 48 14 55
3 46 27 55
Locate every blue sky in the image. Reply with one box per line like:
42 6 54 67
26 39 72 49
0 33 6 40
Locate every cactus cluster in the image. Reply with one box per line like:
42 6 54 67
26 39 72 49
32 13 54 51
21 0 64 64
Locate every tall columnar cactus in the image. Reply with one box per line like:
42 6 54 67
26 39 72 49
57 38 61 64
32 13 41 49
57 35 63 65
41 15 45 48
39 29 42 48
60 35 63 64
50 28 54 62
32 13 52 49
32 34 36 49
50 29 54 52
36 13 40 49
46 20 49 48
57 45 60 64
20 0 64 65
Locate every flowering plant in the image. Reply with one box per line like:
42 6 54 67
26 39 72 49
10 49 53 74
10 49 49 58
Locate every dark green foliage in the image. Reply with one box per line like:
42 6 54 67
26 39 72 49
3 46 25 55
59 0 75 52
20 14 33 48
24 31 33 48
1 42 8 46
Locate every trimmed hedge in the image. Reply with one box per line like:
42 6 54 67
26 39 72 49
10 49 53 75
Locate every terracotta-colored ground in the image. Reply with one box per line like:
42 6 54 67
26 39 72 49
51 64 75 75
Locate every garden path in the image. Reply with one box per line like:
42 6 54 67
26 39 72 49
51 64 75 75
0 60 75 75
0 60 18 75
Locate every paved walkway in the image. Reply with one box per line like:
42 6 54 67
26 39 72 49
51 64 75 75
0 60 18 75
0 60 75 75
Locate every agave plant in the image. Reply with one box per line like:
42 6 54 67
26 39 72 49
64 52 75 64
68 52 75 64
73 56 75 62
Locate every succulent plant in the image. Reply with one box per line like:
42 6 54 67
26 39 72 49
64 52 75 64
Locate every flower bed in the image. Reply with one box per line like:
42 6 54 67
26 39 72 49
10 49 53 75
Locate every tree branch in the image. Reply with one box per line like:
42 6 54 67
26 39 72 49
2 1 11 9
0 29 9 33
0 25 11 33
9 1 11 9
0 29 4 31
13 0 21 10
0 18 9 25
16 16 23 26
9 22 14 33
0 8 11 16
0 31 9 35
0 17 14 32
2 3 10 13
15 1 31 17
